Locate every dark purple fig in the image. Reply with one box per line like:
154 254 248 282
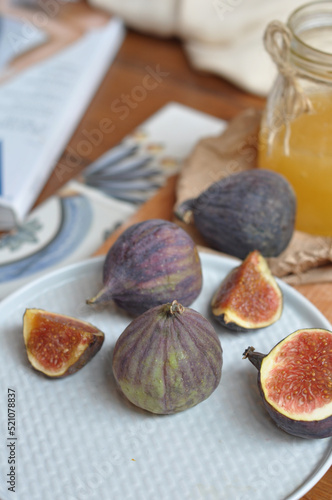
243 328 332 438
112 300 223 414
23 309 104 378
87 219 202 316
175 169 296 259
211 250 283 331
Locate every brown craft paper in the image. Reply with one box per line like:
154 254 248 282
174 108 332 285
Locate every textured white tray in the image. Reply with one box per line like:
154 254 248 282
0 252 331 500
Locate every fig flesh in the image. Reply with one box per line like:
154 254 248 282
175 169 296 259
87 219 202 316
211 250 282 331
112 300 223 414
243 328 332 438
23 309 104 378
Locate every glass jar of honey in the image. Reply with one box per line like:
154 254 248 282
258 1 332 236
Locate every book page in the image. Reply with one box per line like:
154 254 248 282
0 17 125 229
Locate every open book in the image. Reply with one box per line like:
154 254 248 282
0 17 125 230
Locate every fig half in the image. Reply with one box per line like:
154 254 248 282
243 328 332 439
23 309 105 378
211 250 282 331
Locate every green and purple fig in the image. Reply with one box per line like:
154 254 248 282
112 300 223 414
175 169 296 259
211 250 283 331
23 309 105 378
243 328 332 438
87 219 202 316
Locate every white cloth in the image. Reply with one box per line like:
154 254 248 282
88 0 306 96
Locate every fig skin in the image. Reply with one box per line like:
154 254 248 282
243 329 332 439
112 300 223 414
211 250 283 331
175 169 296 259
23 309 105 378
87 219 203 316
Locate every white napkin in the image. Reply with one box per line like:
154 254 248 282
88 0 306 96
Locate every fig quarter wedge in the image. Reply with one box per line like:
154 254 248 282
211 250 283 331
23 309 105 378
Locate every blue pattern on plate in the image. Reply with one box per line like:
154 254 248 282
0 195 92 282
0 141 2 196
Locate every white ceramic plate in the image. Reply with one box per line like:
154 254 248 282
0 253 331 500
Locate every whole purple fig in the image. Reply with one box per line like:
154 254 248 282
175 169 296 259
87 219 202 316
112 300 223 414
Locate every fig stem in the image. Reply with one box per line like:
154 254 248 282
170 300 184 315
174 199 195 224
242 346 265 371
86 286 110 305
182 210 194 225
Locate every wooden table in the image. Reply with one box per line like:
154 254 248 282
17 1 332 498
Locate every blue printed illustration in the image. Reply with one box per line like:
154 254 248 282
0 195 92 283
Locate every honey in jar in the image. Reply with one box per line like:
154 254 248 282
258 1 332 236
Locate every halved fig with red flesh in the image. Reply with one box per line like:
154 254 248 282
243 328 332 439
23 309 105 378
211 250 282 331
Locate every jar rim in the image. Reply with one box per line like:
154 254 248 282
287 0 332 58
